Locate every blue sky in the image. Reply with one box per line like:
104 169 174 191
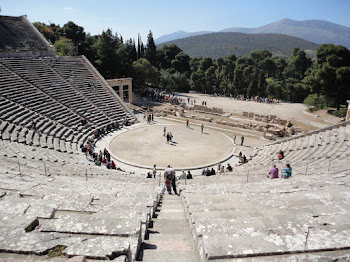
1 0 350 41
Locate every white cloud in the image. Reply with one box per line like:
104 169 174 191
64 7 73 11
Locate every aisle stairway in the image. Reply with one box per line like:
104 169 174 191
142 193 199 262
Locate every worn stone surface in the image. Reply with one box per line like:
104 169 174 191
0 160 163 261
39 214 141 236
67 256 87 262
183 170 350 260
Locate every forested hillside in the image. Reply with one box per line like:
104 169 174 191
158 32 319 58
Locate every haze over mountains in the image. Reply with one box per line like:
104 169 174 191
155 18 350 49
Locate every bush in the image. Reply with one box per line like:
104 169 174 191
303 94 327 111
329 107 347 118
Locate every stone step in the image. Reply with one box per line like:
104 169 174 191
151 219 190 235
142 194 199 262
156 209 186 220
142 249 199 262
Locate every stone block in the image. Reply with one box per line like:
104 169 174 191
39 214 141 236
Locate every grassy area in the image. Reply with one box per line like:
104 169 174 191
47 246 66 258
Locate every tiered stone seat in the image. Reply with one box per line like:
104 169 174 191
180 168 350 261
1 57 111 127
0 15 54 57
0 150 163 260
0 55 137 157
44 56 135 123
243 121 350 174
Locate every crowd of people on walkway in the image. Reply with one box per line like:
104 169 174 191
232 94 281 104
81 142 118 170
144 112 154 124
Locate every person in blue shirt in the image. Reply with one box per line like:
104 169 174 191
282 164 292 178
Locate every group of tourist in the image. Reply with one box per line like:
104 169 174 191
166 131 173 143
216 163 233 174
163 165 177 195
92 148 116 169
165 94 185 105
93 122 120 139
231 94 281 104
80 142 118 170
187 98 196 105
178 170 193 179
267 163 292 179
144 113 154 124
162 166 194 194
202 167 216 176
232 134 245 146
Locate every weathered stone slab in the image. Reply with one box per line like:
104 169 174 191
0 228 134 260
39 214 141 236
63 236 131 260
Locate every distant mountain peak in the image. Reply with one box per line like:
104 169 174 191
156 18 350 49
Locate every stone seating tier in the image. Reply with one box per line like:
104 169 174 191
0 56 137 154
179 167 350 261
0 161 163 260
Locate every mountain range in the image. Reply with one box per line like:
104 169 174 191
155 18 350 49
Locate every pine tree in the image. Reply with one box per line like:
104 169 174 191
137 33 142 59
145 30 158 67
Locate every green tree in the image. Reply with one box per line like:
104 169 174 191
303 94 327 110
158 44 182 69
306 44 350 109
171 52 190 74
284 48 312 101
33 22 55 43
190 69 206 92
54 37 77 56
94 29 121 79
132 58 159 88
145 30 158 67
159 69 189 92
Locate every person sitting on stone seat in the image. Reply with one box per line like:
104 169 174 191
187 170 193 179
282 164 292 178
94 158 101 166
111 160 116 169
277 150 283 160
210 168 216 176
179 170 186 179
205 168 211 176
227 163 233 172
267 164 279 179
280 150 284 159
220 165 225 174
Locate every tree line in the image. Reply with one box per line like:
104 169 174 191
34 21 350 111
